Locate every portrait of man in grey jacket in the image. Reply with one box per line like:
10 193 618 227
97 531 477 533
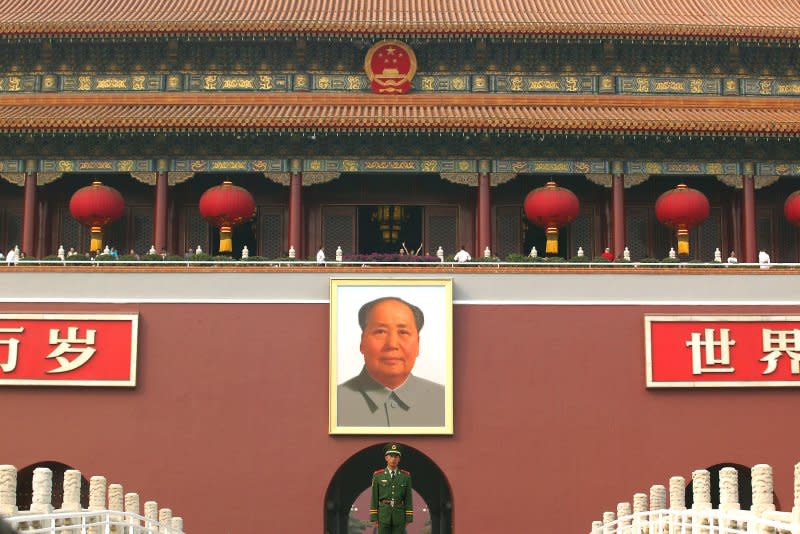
336 296 445 428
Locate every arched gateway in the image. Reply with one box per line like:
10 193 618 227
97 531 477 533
325 444 453 534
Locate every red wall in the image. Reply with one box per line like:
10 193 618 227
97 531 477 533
1 301 798 533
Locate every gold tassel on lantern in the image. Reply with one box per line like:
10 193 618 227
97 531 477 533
90 226 103 252
546 226 559 254
676 226 689 256
219 225 233 253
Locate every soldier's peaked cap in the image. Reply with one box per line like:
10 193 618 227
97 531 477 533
384 443 402 456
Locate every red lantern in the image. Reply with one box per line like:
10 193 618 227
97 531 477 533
69 181 125 252
655 184 709 256
785 191 800 227
199 181 255 253
523 181 580 255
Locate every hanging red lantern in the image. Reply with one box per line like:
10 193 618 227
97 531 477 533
69 181 125 252
199 181 255 253
655 184 709 256
784 191 800 227
523 181 580 255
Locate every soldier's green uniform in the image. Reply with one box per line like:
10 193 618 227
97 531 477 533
370 444 413 534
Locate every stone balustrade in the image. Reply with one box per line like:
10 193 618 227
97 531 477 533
590 461 800 534
0 465 184 534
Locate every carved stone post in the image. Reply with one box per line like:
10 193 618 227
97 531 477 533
632 492 648 534
144 501 158 533
60 470 83 512
617 502 632 533
158 508 172 533
718 467 740 531
87 475 107 534
125 493 141 534
751 464 776 516
108 484 124 534
591 520 603 533
0 465 18 516
170 517 183 533
602 511 616 534
669 476 686 534
650 485 667 534
30 467 53 514
692 469 712 534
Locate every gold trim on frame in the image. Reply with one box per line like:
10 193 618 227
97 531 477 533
490 172 517 186
329 278 454 435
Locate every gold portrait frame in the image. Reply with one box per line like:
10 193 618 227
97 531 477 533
329 278 453 435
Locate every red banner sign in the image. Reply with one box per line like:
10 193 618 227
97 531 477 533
646 316 800 387
0 314 138 386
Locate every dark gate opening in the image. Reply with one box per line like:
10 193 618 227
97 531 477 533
358 206 423 255
16 461 89 511
324 443 452 534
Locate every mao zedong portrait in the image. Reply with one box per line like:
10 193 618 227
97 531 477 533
337 297 445 427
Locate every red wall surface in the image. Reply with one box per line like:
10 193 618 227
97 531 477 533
1 301 799 533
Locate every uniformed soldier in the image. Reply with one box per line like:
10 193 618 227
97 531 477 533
370 443 413 533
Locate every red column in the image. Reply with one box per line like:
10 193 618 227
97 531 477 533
612 174 625 258
742 174 756 263
22 172 37 256
289 172 302 257
154 171 168 254
477 172 490 255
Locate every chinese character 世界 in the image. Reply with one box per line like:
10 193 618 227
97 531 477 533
0 327 24 372
760 328 800 375
686 328 736 375
45 327 96 374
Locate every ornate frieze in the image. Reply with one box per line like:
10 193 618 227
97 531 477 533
188 74 291 92
36 173 62 186
490 173 517 186
494 160 609 175
303 172 341 185
440 173 478 186
0 173 25 186
167 172 194 186
717 175 781 189
303 159 477 173
625 161 739 176
585 173 612 188
5 72 800 97
263 172 291 186
130 172 157 186
493 75 594 93
757 162 800 176
61 75 163 91
624 174 650 188
38 159 153 173
170 159 287 173
0 160 24 173
0 76 36 92
618 77 721 95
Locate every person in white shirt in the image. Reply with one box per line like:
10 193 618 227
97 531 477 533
727 251 738 264
316 247 326 263
453 245 471 263
5 248 16 264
